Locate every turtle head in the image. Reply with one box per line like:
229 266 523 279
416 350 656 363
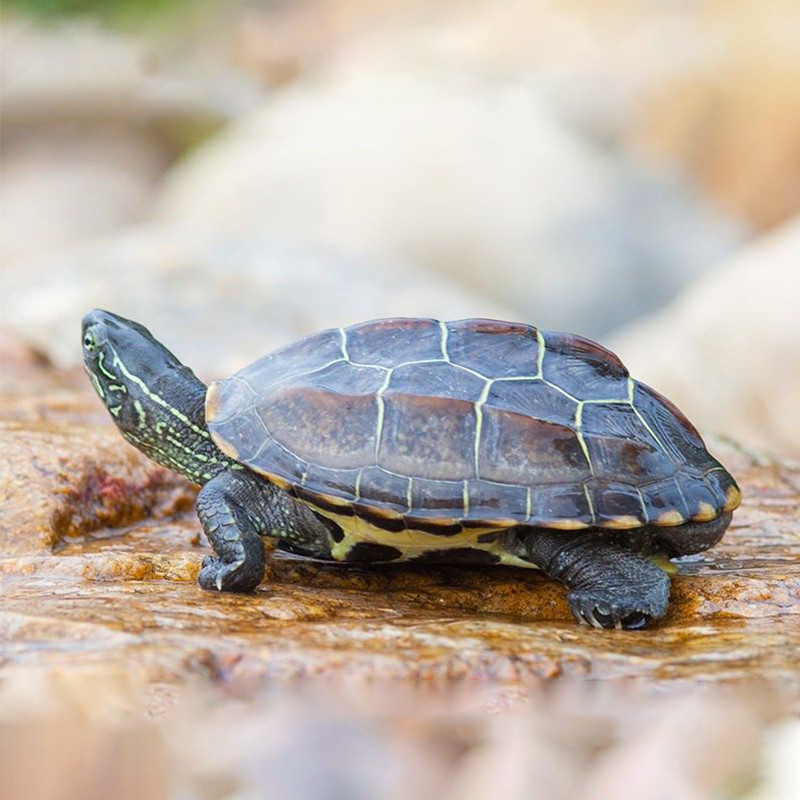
81 309 225 484
82 309 187 406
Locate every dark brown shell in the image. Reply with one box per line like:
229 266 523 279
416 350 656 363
206 319 740 531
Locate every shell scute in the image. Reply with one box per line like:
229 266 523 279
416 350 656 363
703 469 737 512
528 484 594 528
478 408 590 484
632 383 707 466
675 472 720 521
379 393 476 480
445 319 540 378
245 328 343 389
301 464 361 502
410 478 466 515
215 408 266 463
542 331 629 401
262 383 377 469
465 480 530 523
387 361 485 401
486 379 577 425
357 467 410 511
347 318 441 367
639 478 690 524
582 404 675 481
587 480 648 527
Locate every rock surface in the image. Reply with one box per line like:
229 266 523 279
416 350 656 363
0 226 516 378
155 60 740 337
611 218 800 460
1 380 798 696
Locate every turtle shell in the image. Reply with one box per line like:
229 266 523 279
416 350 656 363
206 318 740 532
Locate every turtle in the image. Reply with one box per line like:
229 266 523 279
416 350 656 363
81 309 740 629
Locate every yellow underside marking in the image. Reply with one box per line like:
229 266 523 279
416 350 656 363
693 502 718 522
654 509 685 526
724 485 741 511
542 518 590 531
599 515 643 530
310 505 538 569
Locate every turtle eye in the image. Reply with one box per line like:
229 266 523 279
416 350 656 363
83 332 96 351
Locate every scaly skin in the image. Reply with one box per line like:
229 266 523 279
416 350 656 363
196 469 340 592
82 309 727 629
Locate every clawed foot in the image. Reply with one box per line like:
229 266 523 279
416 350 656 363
198 555 263 593
568 591 666 630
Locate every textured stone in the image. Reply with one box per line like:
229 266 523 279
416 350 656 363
0 420 195 556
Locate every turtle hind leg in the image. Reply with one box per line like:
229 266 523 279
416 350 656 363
522 529 670 630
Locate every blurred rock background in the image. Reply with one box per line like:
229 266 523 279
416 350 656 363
2 2 800 798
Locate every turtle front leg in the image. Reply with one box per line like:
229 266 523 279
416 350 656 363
195 469 341 592
195 470 268 592
523 530 670 630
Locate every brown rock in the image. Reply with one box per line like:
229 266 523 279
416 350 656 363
0 416 195 556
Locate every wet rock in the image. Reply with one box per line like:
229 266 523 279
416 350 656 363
611 219 800 460
0 401 798 694
155 60 740 338
0 419 195 556
0 226 515 377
